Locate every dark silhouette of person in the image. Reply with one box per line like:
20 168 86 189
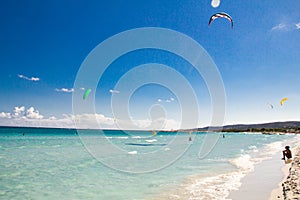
282 146 292 160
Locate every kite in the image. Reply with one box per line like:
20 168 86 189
83 89 91 100
208 12 233 29
280 98 288 106
267 103 274 109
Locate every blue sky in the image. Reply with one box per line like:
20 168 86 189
0 0 299 129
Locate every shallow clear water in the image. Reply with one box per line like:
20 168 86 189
0 127 297 199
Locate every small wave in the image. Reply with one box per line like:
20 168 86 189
229 154 254 172
264 141 283 152
242 132 262 135
128 151 137 155
171 171 245 200
204 158 229 162
248 145 258 152
253 141 283 162
175 153 259 199
145 139 157 143
131 135 153 139
153 154 255 200
177 165 206 170
116 136 128 139
248 145 257 150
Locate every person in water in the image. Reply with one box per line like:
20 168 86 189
282 146 292 160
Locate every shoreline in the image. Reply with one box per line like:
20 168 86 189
269 145 300 200
224 135 300 200
149 135 299 200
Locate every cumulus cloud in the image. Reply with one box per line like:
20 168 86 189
26 107 43 119
6 106 44 119
109 89 120 94
49 116 57 120
131 117 179 130
13 106 25 117
55 88 74 93
0 106 118 129
0 106 73 128
0 112 11 119
0 106 180 130
18 74 40 81
295 22 300 29
75 114 179 130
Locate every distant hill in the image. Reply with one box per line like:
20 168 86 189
186 121 300 132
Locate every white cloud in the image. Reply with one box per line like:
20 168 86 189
11 106 44 119
0 106 181 130
271 23 288 31
0 108 74 128
157 97 175 103
271 22 300 32
0 112 11 119
26 107 43 119
211 0 220 8
18 74 40 81
109 89 120 94
55 88 74 93
13 106 25 117
131 117 179 130
1 106 43 120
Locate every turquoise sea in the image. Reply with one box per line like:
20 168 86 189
0 127 298 199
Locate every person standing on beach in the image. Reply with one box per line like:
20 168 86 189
282 146 292 160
